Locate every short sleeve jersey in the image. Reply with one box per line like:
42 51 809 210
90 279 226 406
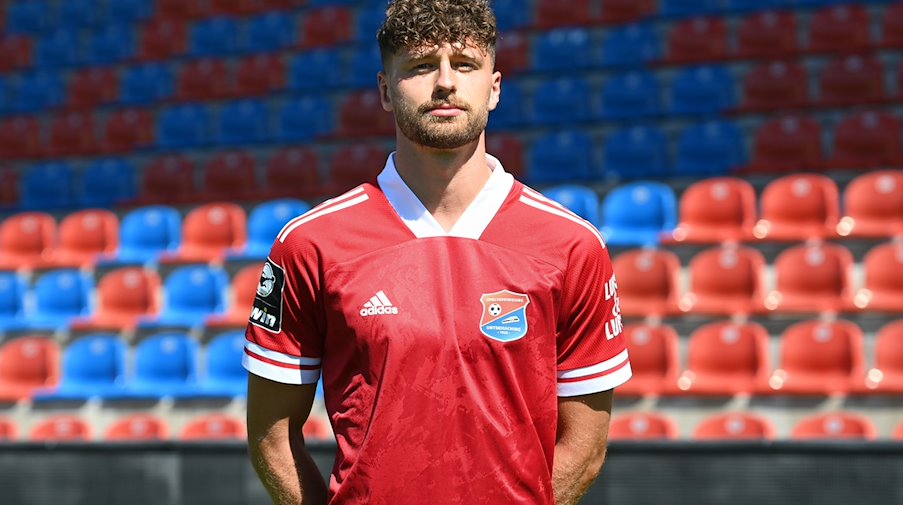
244 154 631 505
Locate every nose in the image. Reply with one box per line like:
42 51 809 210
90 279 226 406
434 59 456 96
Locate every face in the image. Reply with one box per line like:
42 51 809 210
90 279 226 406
378 42 502 150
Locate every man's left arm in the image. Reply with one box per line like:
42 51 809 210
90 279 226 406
552 389 614 505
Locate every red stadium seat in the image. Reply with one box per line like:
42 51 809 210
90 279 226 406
615 323 680 397
0 212 56 271
791 412 876 440
611 249 682 318
863 320 903 393
693 412 776 440
181 413 245 440
68 68 119 110
71 267 161 331
0 417 17 440
177 58 231 101
677 321 771 396
162 203 247 264
494 33 530 76
201 151 258 201
337 90 394 138
736 11 799 59
740 61 809 112
831 111 903 169
0 117 41 160
328 144 389 193
30 415 91 442
747 115 824 173
880 3 903 48
261 0 306 10
234 54 287 96
599 0 656 25
139 18 188 60
765 243 856 314
666 17 728 64
680 245 767 316
101 108 155 154
157 0 208 19
105 413 170 441
854 241 903 313
838 170 903 238
0 169 17 209
608 412 678 440
209 0 265 15
819 55 886 107
0 337 60 402
486 134 525 179
52 209 120 268
753 174 840 242
535 0 594 28
303 416 332 441
47 111 97 157
669 177 757 243
0 35 33 72
769 320 865 395
808 4 871 54
263 147 322 200
206 264 261 328
135 155 196 205
300 7 353 49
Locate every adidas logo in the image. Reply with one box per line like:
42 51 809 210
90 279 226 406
360 290 399 317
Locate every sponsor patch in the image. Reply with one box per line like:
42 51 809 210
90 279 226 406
479 290 530 342
249 258 285 333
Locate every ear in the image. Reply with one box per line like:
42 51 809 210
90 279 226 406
487 70 502 112
378 71 394 112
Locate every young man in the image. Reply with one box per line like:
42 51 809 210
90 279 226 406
244 0 631 503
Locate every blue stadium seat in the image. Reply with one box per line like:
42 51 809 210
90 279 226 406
347 44 383 88
726 0 784 12
542 185 601 225
29 270 93 331
494 0 533 31
77 158 138 208
355 3 387 42
15 70 65 112
36 29 82 68
246 12 296 52
189 331 246 398
139 265 229 328
603 125 670 179
158 103 212 148
190 17 241 57
675 120 746 176
599 182 678 247
289 49 345 91
669 65 736 116
528 130 597 183
599 70 662 119
533 28 596 72
229 199 311 261
59 0 105 29
0 78 13 114
277 95 335 141
87 24 136 65
661 0 722 17
532 77 594 125
6 0 54 35
32 335 128 402
121 63 174 105
0 272 28 332
218 99 271 145
107 0 152 23
487 79 526 130
112 333 200 400
110 205 182 264
21 162 75 210
601 23 662 67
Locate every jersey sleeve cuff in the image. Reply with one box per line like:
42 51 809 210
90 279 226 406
242 342 321 385
557 350 632 397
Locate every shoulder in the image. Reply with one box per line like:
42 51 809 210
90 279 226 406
510 184 608 253
277 184 382 247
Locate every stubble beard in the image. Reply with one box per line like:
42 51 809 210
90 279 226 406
393 98 489 150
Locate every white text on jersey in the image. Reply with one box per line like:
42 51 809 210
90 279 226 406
360 291 399 317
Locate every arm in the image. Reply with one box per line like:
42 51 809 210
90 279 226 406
247 373 328 505
552 389 614 505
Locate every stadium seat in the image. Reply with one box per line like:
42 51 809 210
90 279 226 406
674 120 746 176
139 18 188 60
737 10 799 58
791 412 876 440
599 70 662 119
535 0 594 28
532 77 594 125
766 242 856 313
107 0 152 23
181 413 245 440
176 58 231 101
747 115 824 173
608 412 678 440
189 16 239 57
140 265 228 328
206 264 264 328
880 3 903 48
854 241 903 313
36 29 81 68
486 135 525 178
70 267 161 331
113 333 199 400
337 90 394 138
669 65 736 115
600 23 661 67
87 24 135 65
819 55 886 107
52 209 120 268
209 0 266 16
489 0 530 31
121 63 174 105
680 245 767 316
837 170 903 238
769 320 865 394
77 158 137 208
862 320 903 393
263 147 323 199
347 44 383 89
615 323 680 397
277 95 335 142
677 321 771 395
660 0 721 17
157 103 212 149
0 117 41 160
161 203 247 264
542 185 600 225
101 108 155 154
300 6 353 48
218 99 271 145
131 155 197 206
599 182 677 247
234 54 287 96
328 144 389 192
156 0 207 19
487 79 526 130
754 174 840 241
60 0 104 28
808 4 871 54
693 413 776 440
105 414 170 441
532 29 595 72
0 417 17 440
6 0 53 35
29 415 91 441
0 170 17 211
610 249 681 317
0 211 56 270
665 17 727 63
0 272 28 331
16 70 65 113
669 177 757 243
32 334 127 401
47 111 96 157
0 77 15 115
200 151 258 201
528 130 596 184
303 416 332 441
288 49 345 92
68 68 119 110
230 199 310 261
20 162 76 211
189 331 246 398
112 205 182 264
740 61 809 111
830 111 903 169
599 0 657 25
29 269 93 330
494 32 531 76
0 35 33 73
0 336 60 402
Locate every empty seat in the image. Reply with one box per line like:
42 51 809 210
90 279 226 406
263 147 322 199
862 320 903 393
47 111 96 157
139 17 188 60
608 412 678 440
528 130 596 183
209 0 265 15
660 0 720 17
32 334 126 401
162 203 247 264
156 0 206 19
53 209 120 268
101 108 154 154
70 267 161 331
29 415 91 441
190 331 246 398
486 135 525 178
766 242 856 313
0 336 60 402
141 265 228 328
201 151 258 201
600 182 677 247
136 156 196 206
532 77 594 125
769 320 865 394
277 95 334 142
670 65 736 115
855 241 903 313
62 0 105 29
77 158 137 208
189 16 239 57
0 211 56 270
492 0 532 32
753 174 840 241
0 417 17 440
666 17 727 63
177 58 231 101
30 269 93 330
87 24 135 65
68 68 119 109
15 70 65 113
791 412 876 440
748 115 824 173
337 90 394 138
36 29 81 68
831 111 903 169
599 70 662 119
675 120 746 176
693 413 776 440
157 103 212 149
488 80 526 130
533 29 595 72
206 264 264 328
599 0 657 25
231 199 311 260
121 63 174 105
246 11 296 52
0 35 34 73
218 99 271 145
837 170 903 238
346 43 383 89
535 0 594 28
0 117 41 160
670 177 757 243
880 3 903 48
601 23 661 67
680 245 767 315
808 5 871 53
114 205 182 264
108 0 152 23
181 413 245 440
677 321 771 395
615 323 680 396
288 49 344 92
234 54 287 96
819 55 886 106
0 170 17 211
300 6 353 48
0 272 28 331
741 60 809 111
105 414 169 441
611 249 681 317
494 32 531 75
328 144 389 191
113 333 199 400
542 185 600 225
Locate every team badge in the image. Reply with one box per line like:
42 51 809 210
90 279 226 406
479 290 530 342
250 258 285 333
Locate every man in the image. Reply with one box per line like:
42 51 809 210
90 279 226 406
244 0 631 503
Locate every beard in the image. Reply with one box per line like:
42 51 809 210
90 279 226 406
393 97 489 150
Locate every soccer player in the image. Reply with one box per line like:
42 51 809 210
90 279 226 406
244 0 632 503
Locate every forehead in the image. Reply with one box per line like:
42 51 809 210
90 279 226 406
396 41 489 61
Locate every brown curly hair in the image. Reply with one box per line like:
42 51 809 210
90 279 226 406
377 0 498 67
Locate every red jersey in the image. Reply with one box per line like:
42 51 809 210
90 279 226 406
244 153 631 505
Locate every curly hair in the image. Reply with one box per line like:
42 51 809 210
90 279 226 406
377 0 497 66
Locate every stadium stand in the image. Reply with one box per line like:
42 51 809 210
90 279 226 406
105 413 170 441
676 321 772 395
29 414 92 442
70 267 161 331
108 333 199 400
679 245 767 316
611 248 682 317
29 269 93 330
53 209 120 268
139 265 229 329
764 242 857 313
159 203 247 264
615 323 681 397
206 264 265 328
768 320 866 395
0 271 28 331
599 182 677 247
0 211 56 270
837 170 903 238
111 205 182 264
0 336 60 402
0 417 17 440
668 177 757 243
752 174 841 241
180 413 245 440
32 334 127 402
693 413 777 440
608 412 679 440
855 241 903 312
791 412 877 440
862 320 903 393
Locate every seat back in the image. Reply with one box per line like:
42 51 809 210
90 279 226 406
832 111 903 169
755 174 840 240
819 55 886 106
105 413 169 441
278 95 334 141
694 413 775 440
742 61 809 110
778 320 865 380
181 413 245 440
33 269 92 319
78 158 137 208
288 49 343 92
337 90 394 137
808 4 870 53
162 265 228 317
751 115 823 172
535 0 593 28
485 135 524 178
611 249 681 316
542 185 600 225
533 28 594 71
29 415 91 441
246 12 295 52
265 147 321 196
670 65 735 115
859 242 903 308
0 272 27 319
206 331 246 382
218 99 270 145
673 177 757 242
56 209 120 265
603 125 669 179
771 243 854 306
247 199 310 252
675 120 746 176
61 334 126 384
121 63 173 104
0 212 56 263
140 155 196 204
227 264 265 321
685 321 771 380
791 412 875 440
95 267 161 319
329 144 388 190
667 17 727 62
134 333 198 383
609 412 678 440
119 205 182 262
202 151 258 199
840 170 903 237
533 77 593 125
600 70 662 119
234 53 286 94
684 245 766 314
0 417 17 440
528 130 595 183
158 103 211 148
300 6 352 48
21 162 74 210
177 58 229 101
620 323 680 390
189 16 239 57
180 203 247 261
0 336 60 388
600 182 677 246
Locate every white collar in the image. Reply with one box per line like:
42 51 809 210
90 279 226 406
376 152 515 239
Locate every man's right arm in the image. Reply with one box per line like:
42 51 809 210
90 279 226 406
247 373 327 505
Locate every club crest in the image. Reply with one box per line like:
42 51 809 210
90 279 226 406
479 290 530 342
